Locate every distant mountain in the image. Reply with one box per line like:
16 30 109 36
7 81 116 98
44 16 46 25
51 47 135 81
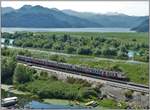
2 5 102 28
131 19 149 32
2 7 15 14
2 5 148 28
62 9 148 28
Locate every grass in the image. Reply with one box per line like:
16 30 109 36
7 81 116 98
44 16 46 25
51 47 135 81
44 99 72 105
67 58 149 85
43 99 85 106
97 99 127 109
98 99 117 108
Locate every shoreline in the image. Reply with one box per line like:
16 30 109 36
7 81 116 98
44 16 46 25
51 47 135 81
1 84 88 107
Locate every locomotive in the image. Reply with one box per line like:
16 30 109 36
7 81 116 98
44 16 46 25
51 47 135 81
16 55 128 81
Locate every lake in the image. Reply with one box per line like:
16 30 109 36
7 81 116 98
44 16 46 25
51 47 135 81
2 27 135 33
1 38 14 45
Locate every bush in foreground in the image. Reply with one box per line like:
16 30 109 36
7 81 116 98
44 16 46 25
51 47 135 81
18 79 98 101
13 64 34 84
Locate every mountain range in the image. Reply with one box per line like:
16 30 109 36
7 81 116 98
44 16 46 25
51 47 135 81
2 5 149 31
62 9 147 28
131 19 149 32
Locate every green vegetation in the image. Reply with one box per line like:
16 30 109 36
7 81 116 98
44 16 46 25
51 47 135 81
43 99 82 106
1 45 148 109
98 99 127 109
12 64 99 101
2 32 149 62
1 56 16 84
27 50 149 85
17 79 97 101
2 47 149 85
124 90 133 99
98 99 117 108
1 31 149 109
1 84 31 95
1 47 100 102
13 64 35 84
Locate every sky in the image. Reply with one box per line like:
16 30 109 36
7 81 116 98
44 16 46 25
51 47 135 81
2 1 149 16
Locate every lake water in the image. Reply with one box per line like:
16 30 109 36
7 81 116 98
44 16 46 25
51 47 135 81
2 27 135 33
1 38 14 45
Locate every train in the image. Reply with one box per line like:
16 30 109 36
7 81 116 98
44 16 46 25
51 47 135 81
16 55 128 81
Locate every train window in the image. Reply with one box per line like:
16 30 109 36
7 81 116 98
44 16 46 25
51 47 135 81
97 70 99 73
95 69 97 73
115 73 117 77
99 70 102 74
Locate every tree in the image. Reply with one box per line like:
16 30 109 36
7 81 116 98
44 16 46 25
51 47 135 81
13 64 33 84
43 42 52 49
61 34 69 42
52 34 56 42
77 47 92 55
2 32 13 39
119 45 128 53
79 87 98 99
18 50 31 56
94 48 101 56
4 38 10 46
66 46 76 54
110 64 122 72
101 47 111 56
53 43 61 50
2 57 16 84
49 55 59 61
117 50 128 59
109 48 117 56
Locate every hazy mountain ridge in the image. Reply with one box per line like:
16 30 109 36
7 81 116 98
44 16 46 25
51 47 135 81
2 7 15 14
131 19 149 32
2 5 149 29
62 9 148 28
2 5 102 28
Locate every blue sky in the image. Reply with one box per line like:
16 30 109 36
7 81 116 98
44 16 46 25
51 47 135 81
2 1 149 16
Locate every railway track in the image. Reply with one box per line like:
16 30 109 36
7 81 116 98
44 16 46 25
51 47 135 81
18 61 149 93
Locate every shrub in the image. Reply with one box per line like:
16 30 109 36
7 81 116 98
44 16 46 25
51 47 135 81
79 87 98 99
13 64 33 84
66 77 91 87
50 75 58 81
124 90 133 99
19 80 98 101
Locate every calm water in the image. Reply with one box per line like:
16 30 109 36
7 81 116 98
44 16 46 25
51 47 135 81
1 38 14 44
2 27 135 33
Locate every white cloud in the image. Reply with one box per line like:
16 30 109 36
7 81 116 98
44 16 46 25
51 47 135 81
1 1 149 16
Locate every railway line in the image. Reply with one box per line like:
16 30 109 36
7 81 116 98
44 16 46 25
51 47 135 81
16 55 149 93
